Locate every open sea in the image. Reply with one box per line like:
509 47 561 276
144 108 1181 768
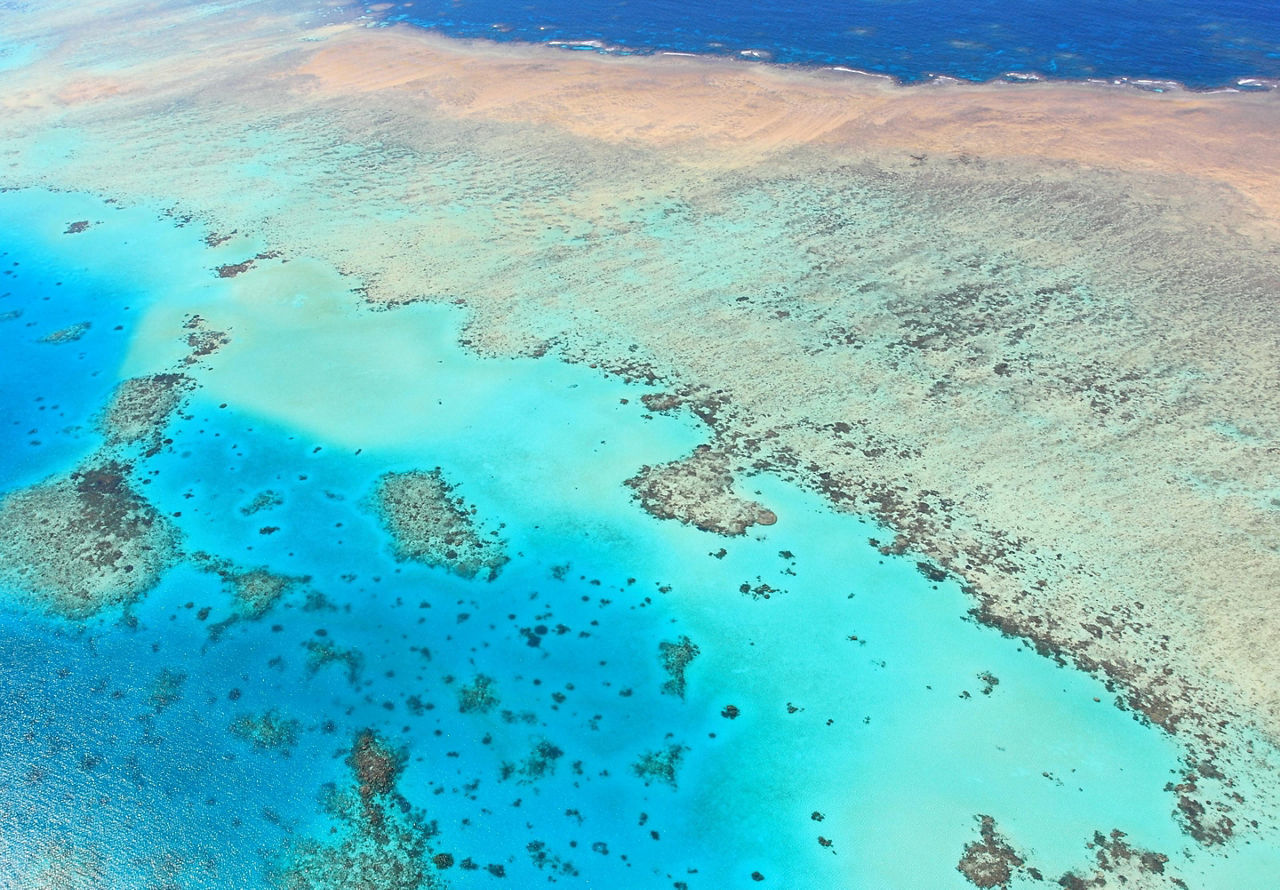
1 1 1279 889
377 0 1280 87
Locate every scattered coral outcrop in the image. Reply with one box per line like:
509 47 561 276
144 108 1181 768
273 730 448 890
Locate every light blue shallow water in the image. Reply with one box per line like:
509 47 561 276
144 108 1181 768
4 189 1279 887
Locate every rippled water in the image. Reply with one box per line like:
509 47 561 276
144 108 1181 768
377 0 1280 86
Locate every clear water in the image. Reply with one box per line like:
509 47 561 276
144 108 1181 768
4 187 1279 887
3 0 1280 884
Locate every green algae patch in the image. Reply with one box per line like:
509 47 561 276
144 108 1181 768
194 552 309 619
626 445 777 536
97 372 195 455
457 674 499 714
230 709 302 753
632 742 688 789
273 730 446 890
658 635 700 700
371 469 509 581
0 460 179 619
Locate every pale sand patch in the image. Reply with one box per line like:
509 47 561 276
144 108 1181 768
295 26 1280 231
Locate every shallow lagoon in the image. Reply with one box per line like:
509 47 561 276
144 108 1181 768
2 188 1279 887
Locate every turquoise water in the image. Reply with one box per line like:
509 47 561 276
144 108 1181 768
5 188 1279 887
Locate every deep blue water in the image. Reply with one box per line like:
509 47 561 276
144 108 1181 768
376 0 1280 87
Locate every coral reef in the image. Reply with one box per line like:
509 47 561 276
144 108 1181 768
957 817 1184 889
658 635 700 699
97 373 194 455
302 639 365 686
626 445 776 536
371 469 508 581
38 321 90 343
194 552 309 620
956 816 1025 889
240 489 284 516
457 674 499 714
0 460 179 618
499 738 564 784
1057 830 1183 889
147 668 187 713
273 730 447 890
230 709 302 753
632 742 688 789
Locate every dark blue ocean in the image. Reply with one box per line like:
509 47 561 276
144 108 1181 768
377 0 1280 87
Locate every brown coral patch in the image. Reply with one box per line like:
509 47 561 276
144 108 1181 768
626 445 774 536
0 459 179 618
98 373 195 455
371 468 509 580
956 815 1025 889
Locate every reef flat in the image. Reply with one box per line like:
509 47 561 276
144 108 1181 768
2 0 1280 886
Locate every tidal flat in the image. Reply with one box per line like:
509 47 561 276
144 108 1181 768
1 0 1279 887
